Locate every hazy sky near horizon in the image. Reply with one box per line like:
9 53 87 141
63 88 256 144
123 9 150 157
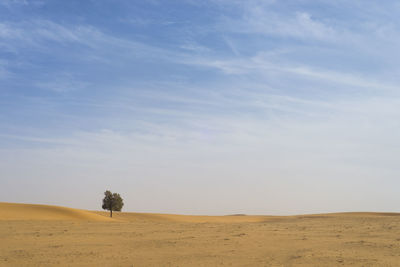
1 0 400 215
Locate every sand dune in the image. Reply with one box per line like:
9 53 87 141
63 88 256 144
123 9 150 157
0 202 113 221
94 211 283 223
2 202 398 223
0 202 275 223
95 210 400 223
1 202 400 266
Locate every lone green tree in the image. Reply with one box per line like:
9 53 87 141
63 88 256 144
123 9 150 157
102 190 124 217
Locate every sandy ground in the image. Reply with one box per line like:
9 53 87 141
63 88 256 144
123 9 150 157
1 203 400 266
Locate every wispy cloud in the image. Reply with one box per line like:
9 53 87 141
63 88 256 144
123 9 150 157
0 19 180 59
186 51 399 93
0 0 28 6
0 59 11 79
34 73 89 93
221 10 338 42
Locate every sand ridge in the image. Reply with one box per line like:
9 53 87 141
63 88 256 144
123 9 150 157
0 202 113 221
2 202 398 223
94 211 400 223
93 211 284 223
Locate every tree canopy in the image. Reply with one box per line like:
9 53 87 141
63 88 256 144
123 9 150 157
102 190 124 217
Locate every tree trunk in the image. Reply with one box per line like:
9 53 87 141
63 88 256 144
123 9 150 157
110 199 113 217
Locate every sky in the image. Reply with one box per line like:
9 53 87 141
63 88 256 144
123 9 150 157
1 0 400 215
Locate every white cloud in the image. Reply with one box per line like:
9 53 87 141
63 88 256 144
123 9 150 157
0 0 44 8
0 19 192 66
218 4 339 42
180 42 211 53
186 51 399 94
0 0 28 6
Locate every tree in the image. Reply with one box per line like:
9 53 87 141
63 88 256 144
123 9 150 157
102 190 124 217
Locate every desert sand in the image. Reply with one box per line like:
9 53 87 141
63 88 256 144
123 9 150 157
1 202 400 266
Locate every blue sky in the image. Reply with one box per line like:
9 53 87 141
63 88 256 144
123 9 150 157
1 0 400 215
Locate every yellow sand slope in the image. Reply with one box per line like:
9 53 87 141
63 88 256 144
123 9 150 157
1 202 400 266
0 202 113 221
96 211 400 223
2 202 398 223
94 211 280 223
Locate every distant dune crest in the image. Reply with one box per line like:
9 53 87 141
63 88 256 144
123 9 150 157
1 202 399 223
0 202 113 221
